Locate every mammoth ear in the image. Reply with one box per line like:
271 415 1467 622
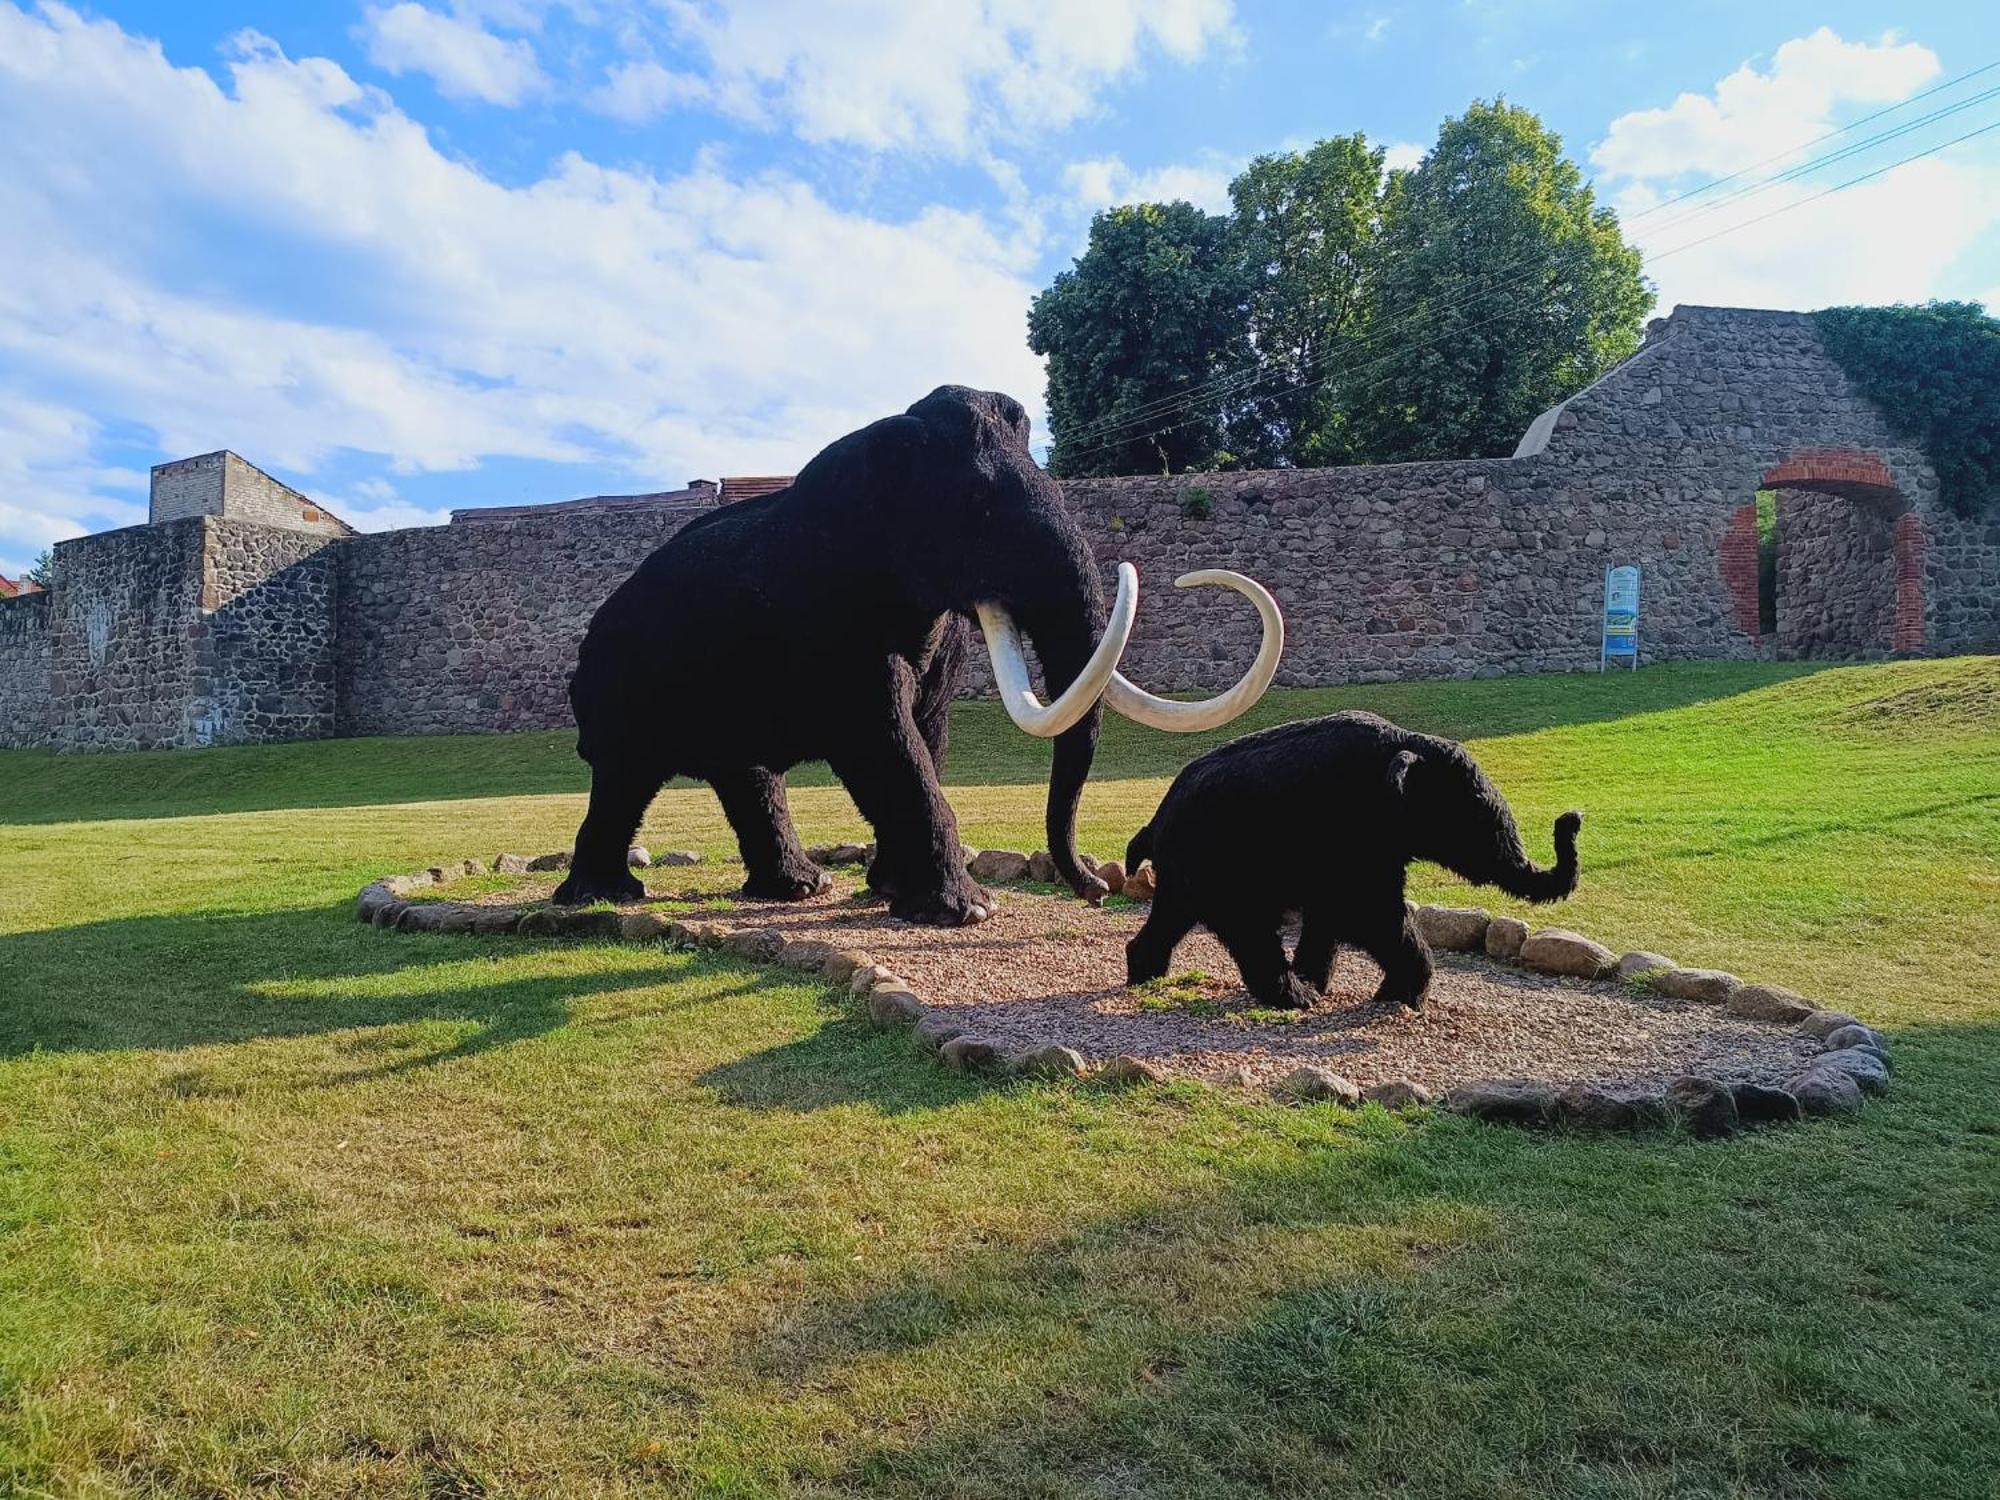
1385 750 1420 795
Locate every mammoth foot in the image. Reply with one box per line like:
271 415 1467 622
1370 973 1432 1011
742 866 832 901
1256 972 1322 1012
552 867 646 906
890 882 994 927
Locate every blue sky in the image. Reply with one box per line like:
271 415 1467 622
2 0 1997 576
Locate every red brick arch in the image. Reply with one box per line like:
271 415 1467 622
1756 446 1925 655
1760 446 1902 506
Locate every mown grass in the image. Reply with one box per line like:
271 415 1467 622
2 658 1997 1498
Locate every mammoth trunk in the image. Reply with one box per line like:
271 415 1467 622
1018 603 1107 900
1485 813 1581 904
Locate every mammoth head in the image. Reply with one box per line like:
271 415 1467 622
886 386 1286 739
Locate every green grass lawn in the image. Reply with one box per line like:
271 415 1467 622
2 659 1997 1498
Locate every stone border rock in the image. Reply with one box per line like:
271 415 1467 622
356 853 1889 1137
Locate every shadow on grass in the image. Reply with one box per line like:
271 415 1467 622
0 663 1831 826
0 900 791 1069
703 1018 1999 1498
696 1011 989 1117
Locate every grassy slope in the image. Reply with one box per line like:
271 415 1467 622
1 659 1996 1499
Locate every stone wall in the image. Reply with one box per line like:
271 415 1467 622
150 451 352 538
1775 492 1898 660
37 520 207 751
0 518 343 751
148 452 228 525
336 498 716 736
4 304 1997 753
1027 306 1998 694
1923 505 2000 656
194 520 342 745
0 590 53 748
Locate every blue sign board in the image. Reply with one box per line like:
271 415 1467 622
1601 565 1640 670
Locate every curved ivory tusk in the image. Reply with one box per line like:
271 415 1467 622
975 561 1138 738
1102 569 1284 732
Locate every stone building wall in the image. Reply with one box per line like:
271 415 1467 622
335 498 716 736
2 304 1996 753
148 452 229 525
1774 492 1899 660
150 451 352 538
1018 306 1997 695
192 520 342 745
36 520 208 751
0 590 54 749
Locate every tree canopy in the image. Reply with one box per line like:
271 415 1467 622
1027 202 1249 478
1345 100 1651 462
1029 99 1654 477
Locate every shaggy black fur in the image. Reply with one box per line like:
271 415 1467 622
553 386 1113 924
1124 711 1582 1010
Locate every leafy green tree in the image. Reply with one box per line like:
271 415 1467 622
1225 136 1385 467
1813 301 2000 515
1345 100 1652 462
1028 202 1250 478
26 548 53 588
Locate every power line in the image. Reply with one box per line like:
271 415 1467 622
1049 59 2000 459
1054 115 2000 471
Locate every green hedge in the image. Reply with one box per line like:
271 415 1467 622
1812 301 2000 516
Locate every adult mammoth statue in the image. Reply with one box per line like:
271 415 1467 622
553 386 1283 925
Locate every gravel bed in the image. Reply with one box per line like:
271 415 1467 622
605 873 1822 1091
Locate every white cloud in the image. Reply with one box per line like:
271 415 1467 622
588 58 712 123
0 3 1049 559
361 2 547 105
1592 27 1939 180
0 393 147 567
1365 16 1390 43
335 479 453 532
601 0 1238 150
1592 27 2000 314
1639 157 2000 312
1382 140 1425 172
1064 154 1237 214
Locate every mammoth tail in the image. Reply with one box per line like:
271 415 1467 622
1125 822 1155 872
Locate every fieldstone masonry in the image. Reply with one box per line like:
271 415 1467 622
2 305 1995 751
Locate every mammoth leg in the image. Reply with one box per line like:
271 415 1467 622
1359 898 1433 1010
832 666 986 927
1126 886 1198 987
1291 904 1342 994
1213 914 1319 1011
871 628 962 902
912 616 963 772
554 756 657 905
713 767 828 901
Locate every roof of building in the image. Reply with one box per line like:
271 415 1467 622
449 481 720 526
0 574 41 598
719 475 794 503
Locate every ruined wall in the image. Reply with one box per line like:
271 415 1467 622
1775 492 1898 660
335 498 716 736
1049 458 1737 691
1033 306 1992 694
150 451 350 538
194 520 342 745
0 518 341 751
1922 505 2000 655
149 452 229 525
0 591 54 749
37 520 207 751
4 305 1996 753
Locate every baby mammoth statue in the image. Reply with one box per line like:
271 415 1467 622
1124 711 1582 1010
